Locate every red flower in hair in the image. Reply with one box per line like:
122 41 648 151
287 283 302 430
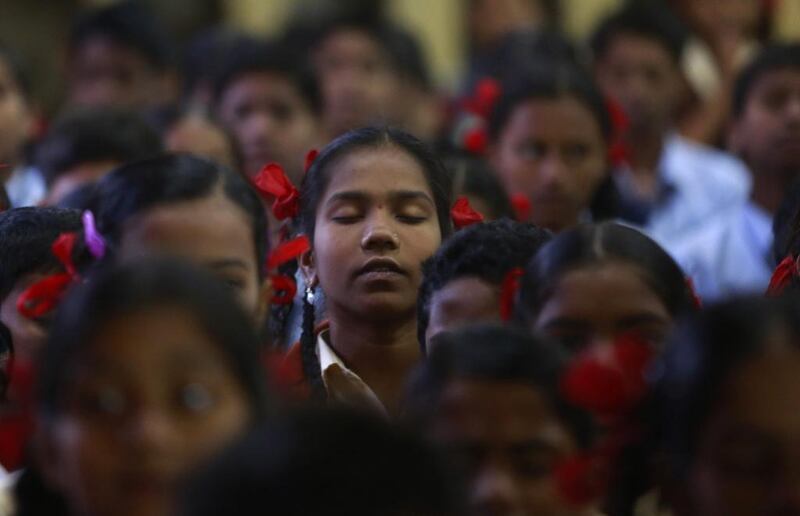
510 194 531 222
463 77 502 119
252 163 300 220
266 235 310 271
451 196 484 230
766 255 796 297
270 274 298 305
304 149 319 174
561 333 654 420
499 267 524 321
463 126 488 155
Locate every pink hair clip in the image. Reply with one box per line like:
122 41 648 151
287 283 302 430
82 211 106 259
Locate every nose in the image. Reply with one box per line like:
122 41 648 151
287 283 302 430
244 111 277 143
124 408 177 454
538 153 569 192
360 212 399 253
470 462 523 516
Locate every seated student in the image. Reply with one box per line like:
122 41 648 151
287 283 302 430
287 12 418 140
35 107 162 206
278 127 452 416
418 219 550 349
517 222 696 354
213 37 321 184
0 43 43 208
488 67 621 233
65 1 177 111
406 325 598 516
92 154 271 324
13 258 271 516
590 3 750 246
641 296 800 516
0 207 81 363
179 409 461 516
670 44 800 301
443 153 515 221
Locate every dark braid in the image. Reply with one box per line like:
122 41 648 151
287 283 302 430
299 286 326 400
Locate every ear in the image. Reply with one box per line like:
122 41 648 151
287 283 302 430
255 277 273 324
299 248 318 289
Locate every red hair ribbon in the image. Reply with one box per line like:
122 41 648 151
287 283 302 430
605 97 631 168
304 149 319 174
510 193 531 222
270 274 298 306
553 451 609 507
451 196 484 230
17 232 79 319
685 277 702 308
767 255 797 297
499 267 524 321
560 332 654 422
0 357 36 471
463 77 502 119
463 125 488 155
266 235 310 271
252 163 300 220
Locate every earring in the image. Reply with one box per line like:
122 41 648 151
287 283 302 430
305 284 315 304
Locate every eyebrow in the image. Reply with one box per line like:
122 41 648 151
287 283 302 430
206 258 249 271
540 318 592 331
326 190 435 206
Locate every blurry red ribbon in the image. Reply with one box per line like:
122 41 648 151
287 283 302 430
462 125 488 155
451 196 484 230
463 77 502 119
685 277 703 308
266 235 310 271
16 232 79 319
606 97 631 168
252 163 300 220
270 275 298 306
560 333 654 421
553 451 609 508
0 358 36 471
511 194 531 222
304 149 319 174
766 255 796 297
499 267 524 321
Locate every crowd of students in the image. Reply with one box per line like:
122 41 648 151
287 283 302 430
1 0 800 515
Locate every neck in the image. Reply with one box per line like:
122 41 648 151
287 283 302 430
751 168 792 215
625 127 666 173
327 306 421 415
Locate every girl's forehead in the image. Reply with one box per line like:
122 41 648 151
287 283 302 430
321 146 433 198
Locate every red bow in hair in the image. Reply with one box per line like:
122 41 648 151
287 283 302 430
553 451 609 507
510 194 531 222
0 357 36 471
264 235 310 306
270 275 298 306
17 233 79 319
463 78 502 119
499 267 524 321
605 97 631 168
766 255 797 297
560 332 654 422
685 277 702 308
451 196 484 230
304 149 319 175
252 163 300 221
462 125 488 155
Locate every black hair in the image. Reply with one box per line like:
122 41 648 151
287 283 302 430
37 257 271 420
518 222 694 325
0 207 82 301
772 178 800 265
590 1 688 65
69 1 173 70
417 219 551 349
649 296 800 504
732 43 800 119
0 321 11 400
93 153 268 279
406 324 595 449
178 408 462 516
0 41 32 102
35 107 163 186
442 154 514 220
298 126 454 399
488 66 612 143
211 37 321 115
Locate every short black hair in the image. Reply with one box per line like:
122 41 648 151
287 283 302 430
488 66 612 142
418 219 551 349
179 408 462 516
0 207 82 301
590 1 688 65
93 154 269 278
35 107 163 186
406 324 595 449
732 43 800 119
69 1 173 70
212 37 321 115
0 41 32 102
